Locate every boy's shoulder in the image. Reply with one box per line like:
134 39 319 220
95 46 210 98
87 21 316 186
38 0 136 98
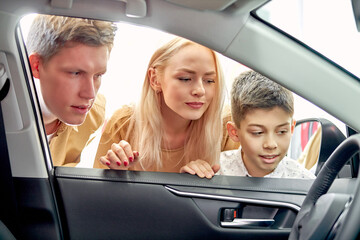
271 156 316 179
219 148 248 176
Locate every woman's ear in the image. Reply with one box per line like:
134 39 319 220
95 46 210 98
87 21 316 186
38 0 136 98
227 121 241 142
148 67 162 93
29 53 41 79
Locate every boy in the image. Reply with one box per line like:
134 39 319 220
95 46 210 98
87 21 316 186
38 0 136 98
27 14 117 166
219 70 315 178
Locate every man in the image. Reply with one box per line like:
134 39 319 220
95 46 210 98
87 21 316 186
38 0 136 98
27 14 117 166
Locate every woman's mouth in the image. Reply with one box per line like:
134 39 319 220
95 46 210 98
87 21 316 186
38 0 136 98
186 102 204 109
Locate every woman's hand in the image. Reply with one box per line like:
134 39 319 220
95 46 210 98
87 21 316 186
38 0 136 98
99 140 139 169
180 160 220 179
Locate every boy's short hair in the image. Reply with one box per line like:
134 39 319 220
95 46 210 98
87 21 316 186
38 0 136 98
26 14 117 63
231 70 294 128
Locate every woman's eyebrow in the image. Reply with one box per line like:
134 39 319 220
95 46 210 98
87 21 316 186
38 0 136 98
176 68 216 75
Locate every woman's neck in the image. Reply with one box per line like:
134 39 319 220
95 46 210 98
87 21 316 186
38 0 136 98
161 104 191 150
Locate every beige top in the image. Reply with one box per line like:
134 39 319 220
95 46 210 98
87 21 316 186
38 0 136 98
49 94 106 167
93 105 239 172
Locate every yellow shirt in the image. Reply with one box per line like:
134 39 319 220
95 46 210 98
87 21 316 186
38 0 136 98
49 94 106 167
93 105 239 171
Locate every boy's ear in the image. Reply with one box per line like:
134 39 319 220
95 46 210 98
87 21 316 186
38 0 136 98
227 121 241 142
291 119 296 134
148 67 162 93
29 53 41 79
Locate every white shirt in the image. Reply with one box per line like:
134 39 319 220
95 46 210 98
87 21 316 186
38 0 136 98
219 147 316 179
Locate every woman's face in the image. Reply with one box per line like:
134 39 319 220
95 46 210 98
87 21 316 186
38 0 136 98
159 44 217 121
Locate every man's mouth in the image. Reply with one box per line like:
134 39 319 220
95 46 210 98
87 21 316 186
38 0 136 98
71 104 91 114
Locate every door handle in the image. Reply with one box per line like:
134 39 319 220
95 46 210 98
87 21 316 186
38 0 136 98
220 218 275 228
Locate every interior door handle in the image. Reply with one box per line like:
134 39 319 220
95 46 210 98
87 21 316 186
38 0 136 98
220 218 275 228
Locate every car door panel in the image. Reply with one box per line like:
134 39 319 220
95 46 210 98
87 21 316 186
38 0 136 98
55 167 316 240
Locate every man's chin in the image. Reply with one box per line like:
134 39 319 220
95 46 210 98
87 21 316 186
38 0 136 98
61 116 87 126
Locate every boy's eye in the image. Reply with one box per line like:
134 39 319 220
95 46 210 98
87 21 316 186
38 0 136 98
278 130 288 134
252 131 263 136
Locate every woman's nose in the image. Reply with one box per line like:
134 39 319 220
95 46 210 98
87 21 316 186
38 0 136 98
191 80 205 97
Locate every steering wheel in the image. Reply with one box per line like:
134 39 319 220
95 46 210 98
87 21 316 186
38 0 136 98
289 134 360 240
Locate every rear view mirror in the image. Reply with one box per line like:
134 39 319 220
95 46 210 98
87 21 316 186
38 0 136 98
288 118 346 175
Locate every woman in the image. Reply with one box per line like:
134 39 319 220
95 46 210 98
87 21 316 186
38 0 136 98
94 37 239 178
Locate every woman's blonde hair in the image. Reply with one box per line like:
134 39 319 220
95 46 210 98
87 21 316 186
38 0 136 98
130 37 225 170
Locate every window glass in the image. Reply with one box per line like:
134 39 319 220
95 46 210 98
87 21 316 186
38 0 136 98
256 0 360 79
20 13 345 177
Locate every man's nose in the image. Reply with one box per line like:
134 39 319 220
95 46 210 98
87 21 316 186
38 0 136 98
80 76 96 100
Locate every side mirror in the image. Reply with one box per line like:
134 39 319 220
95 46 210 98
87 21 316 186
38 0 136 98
288 118 346 176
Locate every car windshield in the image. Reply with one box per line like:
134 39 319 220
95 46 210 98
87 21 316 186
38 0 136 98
255 0 360 80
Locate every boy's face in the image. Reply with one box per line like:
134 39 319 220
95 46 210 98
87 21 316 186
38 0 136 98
30 42 109 126
228 106 295 177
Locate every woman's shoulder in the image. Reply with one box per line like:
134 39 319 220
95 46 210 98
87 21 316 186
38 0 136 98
103 104 135 134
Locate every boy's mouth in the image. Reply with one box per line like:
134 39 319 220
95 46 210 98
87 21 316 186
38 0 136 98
259 154 280 164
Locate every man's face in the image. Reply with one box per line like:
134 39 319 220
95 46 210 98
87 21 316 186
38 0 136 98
34 42 109 126
236 107 295 177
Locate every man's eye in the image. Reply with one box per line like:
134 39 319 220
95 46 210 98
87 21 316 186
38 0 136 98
94 74 103 79
70 72 80 76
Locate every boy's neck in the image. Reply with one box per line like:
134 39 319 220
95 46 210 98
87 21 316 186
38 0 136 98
241 150 275 177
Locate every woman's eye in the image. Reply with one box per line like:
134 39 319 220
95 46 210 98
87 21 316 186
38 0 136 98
178 77 191 81
205 79 215 83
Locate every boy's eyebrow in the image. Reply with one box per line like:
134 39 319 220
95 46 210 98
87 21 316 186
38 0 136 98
247 122 290 128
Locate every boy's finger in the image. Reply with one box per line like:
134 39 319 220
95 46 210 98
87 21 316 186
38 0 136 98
212 164 221 174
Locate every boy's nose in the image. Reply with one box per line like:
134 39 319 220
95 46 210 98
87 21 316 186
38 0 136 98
263 136 277 149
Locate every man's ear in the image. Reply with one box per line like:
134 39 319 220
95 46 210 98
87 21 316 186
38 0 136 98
148 67 162 93
227 121 241 142
291 119 296 134
29 53 41 79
